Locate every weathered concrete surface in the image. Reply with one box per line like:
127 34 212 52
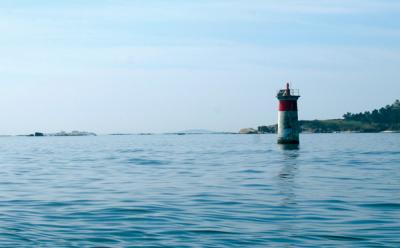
277 111 300 144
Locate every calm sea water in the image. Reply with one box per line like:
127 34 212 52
0 134 399 247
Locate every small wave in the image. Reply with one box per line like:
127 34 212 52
309 199 348 204
70 157 98 162
117 148 145 154
241 183 270 189
89 207 154 215
187 229 238 235
360 151 400 155
359 203 400 210
86 237 119 244
314 234 366 241
237 169 263 174
108 230 147 238
126 158 169 165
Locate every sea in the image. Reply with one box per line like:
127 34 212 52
0 133 399 247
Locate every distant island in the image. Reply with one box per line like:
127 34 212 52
28 131 97 137
165 129 235 135
256 100 400 134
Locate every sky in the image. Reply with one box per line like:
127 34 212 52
0 0 399 134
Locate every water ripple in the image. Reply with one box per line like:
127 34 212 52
0 134 398 247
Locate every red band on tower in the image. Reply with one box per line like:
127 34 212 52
279 100 298 111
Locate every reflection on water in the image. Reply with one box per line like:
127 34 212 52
278 144 299 206
279 144 300 151
274 142 300 242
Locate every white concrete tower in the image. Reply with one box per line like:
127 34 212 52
277 83 300 144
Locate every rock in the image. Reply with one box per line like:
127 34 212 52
239 128 258 134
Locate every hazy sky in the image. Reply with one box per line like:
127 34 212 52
1 0 399 134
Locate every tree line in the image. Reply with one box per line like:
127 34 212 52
343 100 400 126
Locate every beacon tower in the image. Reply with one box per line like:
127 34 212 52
277 83 300 144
